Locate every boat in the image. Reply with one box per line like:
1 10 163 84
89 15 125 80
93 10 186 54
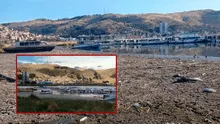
167 35 208 44
113 40 124 45
97 40 114 46
3 41 55 53
114 38 168 45
40 89 53 94
138 38 168 45
72 41 100 50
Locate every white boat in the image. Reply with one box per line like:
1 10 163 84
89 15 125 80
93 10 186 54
72 41 100 50
167 35 205 44
97 40 114 46
113 40 124 45
137 38 168 45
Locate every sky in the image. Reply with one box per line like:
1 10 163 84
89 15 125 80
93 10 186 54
18 56 116 70
0 0 220 23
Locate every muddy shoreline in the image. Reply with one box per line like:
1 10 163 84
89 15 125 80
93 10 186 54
0 48 220 123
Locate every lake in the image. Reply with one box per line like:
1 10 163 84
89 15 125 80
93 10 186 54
56 41 220 61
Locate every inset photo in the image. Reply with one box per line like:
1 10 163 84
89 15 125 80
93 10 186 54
16 54 117 114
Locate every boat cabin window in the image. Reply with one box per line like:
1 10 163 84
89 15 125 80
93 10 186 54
149 39 160 41
19 41 42 46
103 95 110 99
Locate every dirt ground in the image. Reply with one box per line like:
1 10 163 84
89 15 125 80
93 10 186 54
0 48 220 124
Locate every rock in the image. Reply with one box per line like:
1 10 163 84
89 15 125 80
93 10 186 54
1 111 7 114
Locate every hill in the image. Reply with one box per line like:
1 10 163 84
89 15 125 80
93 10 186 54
18 64 116 85
2 9 220 37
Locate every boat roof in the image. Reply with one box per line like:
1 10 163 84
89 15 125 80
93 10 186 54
16 41 42 43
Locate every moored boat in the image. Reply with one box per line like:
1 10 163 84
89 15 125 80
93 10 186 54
40 89 53 94
3 41 55 53
72 41 100 50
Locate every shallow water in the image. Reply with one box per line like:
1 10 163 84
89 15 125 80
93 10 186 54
56 42 220 61
101 42 220 57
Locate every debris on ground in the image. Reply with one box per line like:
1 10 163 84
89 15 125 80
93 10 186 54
173 74 182 78
0 74 15 82
173 75 203 83
188 77 203 82
130 102 151 114
1 52 220 123
204 118 212 123
80 116 88 122
203 88 216 93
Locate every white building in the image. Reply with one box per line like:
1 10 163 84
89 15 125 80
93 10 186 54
160 22 168 35
22 72 29 83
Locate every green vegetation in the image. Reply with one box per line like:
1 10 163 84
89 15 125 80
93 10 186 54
17 73 36 80
94 72 102 79
110 73 116 78
29 73 36 79
17 74 22 80
18 95 115 112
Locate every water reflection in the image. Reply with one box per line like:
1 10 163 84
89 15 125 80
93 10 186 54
101 41 220 57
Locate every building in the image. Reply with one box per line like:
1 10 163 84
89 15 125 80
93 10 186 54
160 22 168 35
22 72 29 83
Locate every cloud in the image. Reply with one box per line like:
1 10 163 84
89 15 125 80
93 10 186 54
18 60 37 64
22 56 116 70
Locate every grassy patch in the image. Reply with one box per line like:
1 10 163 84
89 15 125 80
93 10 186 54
18 95 115 112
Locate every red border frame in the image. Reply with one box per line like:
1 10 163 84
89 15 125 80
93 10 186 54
16 54 118 114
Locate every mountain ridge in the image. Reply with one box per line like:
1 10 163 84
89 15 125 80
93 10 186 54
2 9 220 37
18 64 116 85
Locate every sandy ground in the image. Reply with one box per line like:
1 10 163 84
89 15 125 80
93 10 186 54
0 48 220 124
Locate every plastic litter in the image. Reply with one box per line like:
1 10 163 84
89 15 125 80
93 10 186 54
173 75 203 83
203 88 216 93
80 116 88 122
0 74 15 82
188 77 203 81
134 103 140 108
204 118 212 123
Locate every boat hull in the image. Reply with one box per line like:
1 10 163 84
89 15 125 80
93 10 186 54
3 45 55 53
168 39 212 44
72 44 100 50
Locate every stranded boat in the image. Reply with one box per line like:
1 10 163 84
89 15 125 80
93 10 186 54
3 41 55 53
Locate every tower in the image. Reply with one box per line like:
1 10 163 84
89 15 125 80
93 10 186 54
22 72 29 83
160 22 168 35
